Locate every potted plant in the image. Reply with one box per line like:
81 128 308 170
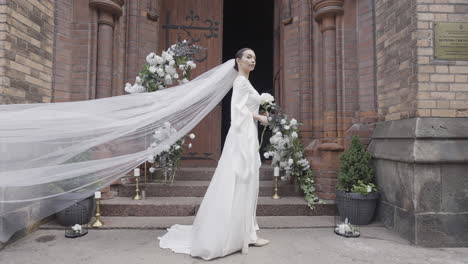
336 136 378 225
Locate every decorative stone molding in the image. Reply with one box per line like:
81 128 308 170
312 0 344 23
282 0 293 25
89 0 125 17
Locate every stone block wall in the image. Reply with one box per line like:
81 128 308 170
0 0 54 104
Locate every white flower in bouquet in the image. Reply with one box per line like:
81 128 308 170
291 131 298 138
156 67 165 77
188 143 193 148
146 52 158 65
149 66 157 73
260 93 274 104
189 133 196 139
288 158 294 166
161 50 173 61
158 84 165 90
148 156 155 163
165 65 177 76
264 152 270 158
279 161 287 168
290 118 298 126
175 145 181 150
273 127 280 133
281 119 287 125
179 64 186 71
296 152 303 158
164 74 173 85
187 60 196 69
169 60 175 67
173 73 179 79
284 125 290 130
179 78 189 84
126 76 146 93
366 185 372 193
149 167 156 173
155 55 164 65
275 131 282 137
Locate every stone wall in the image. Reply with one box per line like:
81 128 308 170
0 0 54 104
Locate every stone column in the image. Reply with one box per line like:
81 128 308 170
313 0 343 140
89 0 124 98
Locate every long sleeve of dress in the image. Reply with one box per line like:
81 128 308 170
231 77 261 131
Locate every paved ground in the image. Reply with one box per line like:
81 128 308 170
1 226 467 264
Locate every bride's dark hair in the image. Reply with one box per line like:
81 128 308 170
234 48 252 71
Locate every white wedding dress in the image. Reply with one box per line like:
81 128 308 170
158 75 263 260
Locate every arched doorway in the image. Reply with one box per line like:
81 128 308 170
221 0 274 153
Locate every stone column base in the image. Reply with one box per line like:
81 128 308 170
369 117 468 247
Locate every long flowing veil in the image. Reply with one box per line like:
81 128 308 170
0 59 237 242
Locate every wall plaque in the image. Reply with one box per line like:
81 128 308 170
434 22 468 60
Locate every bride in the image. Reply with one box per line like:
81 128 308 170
158 48 270 260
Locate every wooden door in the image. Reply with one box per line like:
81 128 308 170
160 0 223 166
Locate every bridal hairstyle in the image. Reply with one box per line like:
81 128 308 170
233 48 253 71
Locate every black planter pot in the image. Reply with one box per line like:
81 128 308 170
56 196 95 226
335 190 378 225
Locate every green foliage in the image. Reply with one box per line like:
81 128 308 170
350 180 376 195
337 136 375 193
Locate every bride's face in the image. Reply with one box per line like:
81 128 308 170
236 50 256 72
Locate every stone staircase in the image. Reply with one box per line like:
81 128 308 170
99 165 336 222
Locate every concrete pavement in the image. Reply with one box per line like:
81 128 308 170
1 226 467 264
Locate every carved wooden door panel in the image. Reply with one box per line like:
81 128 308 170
160 0 223 166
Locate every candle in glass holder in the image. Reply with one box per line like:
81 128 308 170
94 191 101 199
134 168 140 177
274 166 280 177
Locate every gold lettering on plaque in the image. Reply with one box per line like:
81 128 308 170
434 22 468 60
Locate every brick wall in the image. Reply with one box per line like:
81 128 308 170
375 0 418 121
0 0 54 104
415 0 468 118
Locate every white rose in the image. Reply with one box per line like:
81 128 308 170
156 67 165 77
291 131 298 138
290 118 298 126
149 167 156 173
164 74 172 84
179 64 186 71
260 93 274 104
264 152 270 158
189 133 196 139
288 159 294 166
188 143 192 148
284 125 290 130
149 66 157 73
281 119 286 125
175 145 181 150
367 185 372 193
275 132 282 137
124 83 132 93
146 52 157 65
173 73 179 79
182 78 189 84
155 55 164 65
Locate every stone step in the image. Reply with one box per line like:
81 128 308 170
141 165 275 181
115 180 301 197
41 216 341 230
100 197 336 217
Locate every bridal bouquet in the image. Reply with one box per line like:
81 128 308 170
259 94 319 208
126 40 204 181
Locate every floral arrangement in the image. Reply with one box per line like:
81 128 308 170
125 40 204 181
259 95 320 208
337 136 376 195
124 40 205 94
146 122 196 184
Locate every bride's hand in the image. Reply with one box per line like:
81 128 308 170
258 115 269 125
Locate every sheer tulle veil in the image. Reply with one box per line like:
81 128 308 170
0 59 237 242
